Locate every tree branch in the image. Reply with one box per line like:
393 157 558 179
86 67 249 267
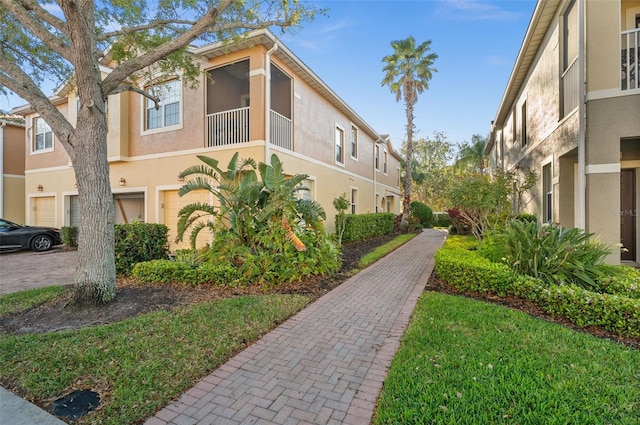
0 0 73 62
110 84 160 109
17 0 68 33
0 50 76 153
98 19 199 41
101 0 235 96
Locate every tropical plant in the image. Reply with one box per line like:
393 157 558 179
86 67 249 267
479 220 614 291
382 36 438 230
178 153 325 251
177 152 260 248
0 1 320 305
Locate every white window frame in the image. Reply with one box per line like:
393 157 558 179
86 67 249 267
375 145 380 170
350 187 358 214
141 79 183 135
32 117 54 154
350 125 358 160
335 125 345 165
542 160 553 223
383 150 388 175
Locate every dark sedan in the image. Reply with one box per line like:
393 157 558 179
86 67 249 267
0 219 63 252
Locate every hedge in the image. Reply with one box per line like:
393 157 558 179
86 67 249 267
340 213 394 243
115 223 169 275
132 260 240 286
435 238 640 338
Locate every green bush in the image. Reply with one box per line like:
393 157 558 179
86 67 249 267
115 223 169 275
132 260 240 286
60 226 78 248
479 220 613 291
432 212 451 228
341 213 394 242
409 201 433 228
435 237 640 338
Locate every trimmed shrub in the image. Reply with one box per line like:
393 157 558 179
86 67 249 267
341 213 394 242
60 226 78 248
410 201 433 228
435 237 640 338
432 212 451 228
132 260 240 286
115 223 169 275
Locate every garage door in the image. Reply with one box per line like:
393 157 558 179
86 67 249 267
164 190 213 251
34 196 55 227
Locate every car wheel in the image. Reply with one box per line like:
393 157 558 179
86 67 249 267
31 235 53 252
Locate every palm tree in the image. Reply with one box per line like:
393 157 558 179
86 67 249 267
382 36 438 229
455 134 488 176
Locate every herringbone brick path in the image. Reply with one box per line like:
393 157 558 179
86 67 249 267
145 229 445 425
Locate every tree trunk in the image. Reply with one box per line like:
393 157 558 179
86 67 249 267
70 111 116 306
400 82 415 231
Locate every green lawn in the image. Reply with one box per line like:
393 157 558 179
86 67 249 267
0 294 309 425
374 292 640 424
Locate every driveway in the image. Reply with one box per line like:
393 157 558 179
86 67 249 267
0 248 76 295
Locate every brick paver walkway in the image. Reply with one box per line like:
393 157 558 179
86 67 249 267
145 229 446 425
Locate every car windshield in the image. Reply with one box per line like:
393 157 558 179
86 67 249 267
0 219 23 230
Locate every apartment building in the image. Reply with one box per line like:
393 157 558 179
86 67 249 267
1 117 25 224
14 29 402 250
486 0 640 264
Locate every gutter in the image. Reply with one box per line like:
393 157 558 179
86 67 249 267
576 0 586 229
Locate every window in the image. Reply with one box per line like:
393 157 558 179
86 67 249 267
383 150 388 174
543 163 552 223
335 126 344 164
375 145 380 170
512 106 517 144
145 79 181 130
397 168 401 187
521 101 528 146
351 188 357 214
350 126 358 158
33 117 53 152
561 0 578 116
296 179 313 201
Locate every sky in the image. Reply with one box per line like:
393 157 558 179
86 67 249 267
0 0 537 150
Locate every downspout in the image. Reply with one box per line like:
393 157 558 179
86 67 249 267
0 121 5 218
265 43 278 164
576 0 586 229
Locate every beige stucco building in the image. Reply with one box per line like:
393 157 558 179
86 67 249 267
1 118 25 224
486 0 640 264
14 30 402 250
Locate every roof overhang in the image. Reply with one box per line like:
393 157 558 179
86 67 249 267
486 0 561 155
193 29 390 145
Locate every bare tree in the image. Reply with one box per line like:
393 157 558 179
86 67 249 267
0 0 320 305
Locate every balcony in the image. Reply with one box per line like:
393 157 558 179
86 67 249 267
621 28 639 90
206 107 249 147
270 110 292 150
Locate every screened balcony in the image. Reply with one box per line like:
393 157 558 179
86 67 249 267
205 60 293 150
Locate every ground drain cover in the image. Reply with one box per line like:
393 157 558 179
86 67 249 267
52 389 100 420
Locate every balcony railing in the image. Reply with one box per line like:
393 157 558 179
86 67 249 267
206 107 249 148
270 110 292 150
621 28 639 91
561 57 579 116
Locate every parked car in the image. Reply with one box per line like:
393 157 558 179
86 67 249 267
0 219 63 252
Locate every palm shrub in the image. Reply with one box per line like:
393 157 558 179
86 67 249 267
479 220 613 291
